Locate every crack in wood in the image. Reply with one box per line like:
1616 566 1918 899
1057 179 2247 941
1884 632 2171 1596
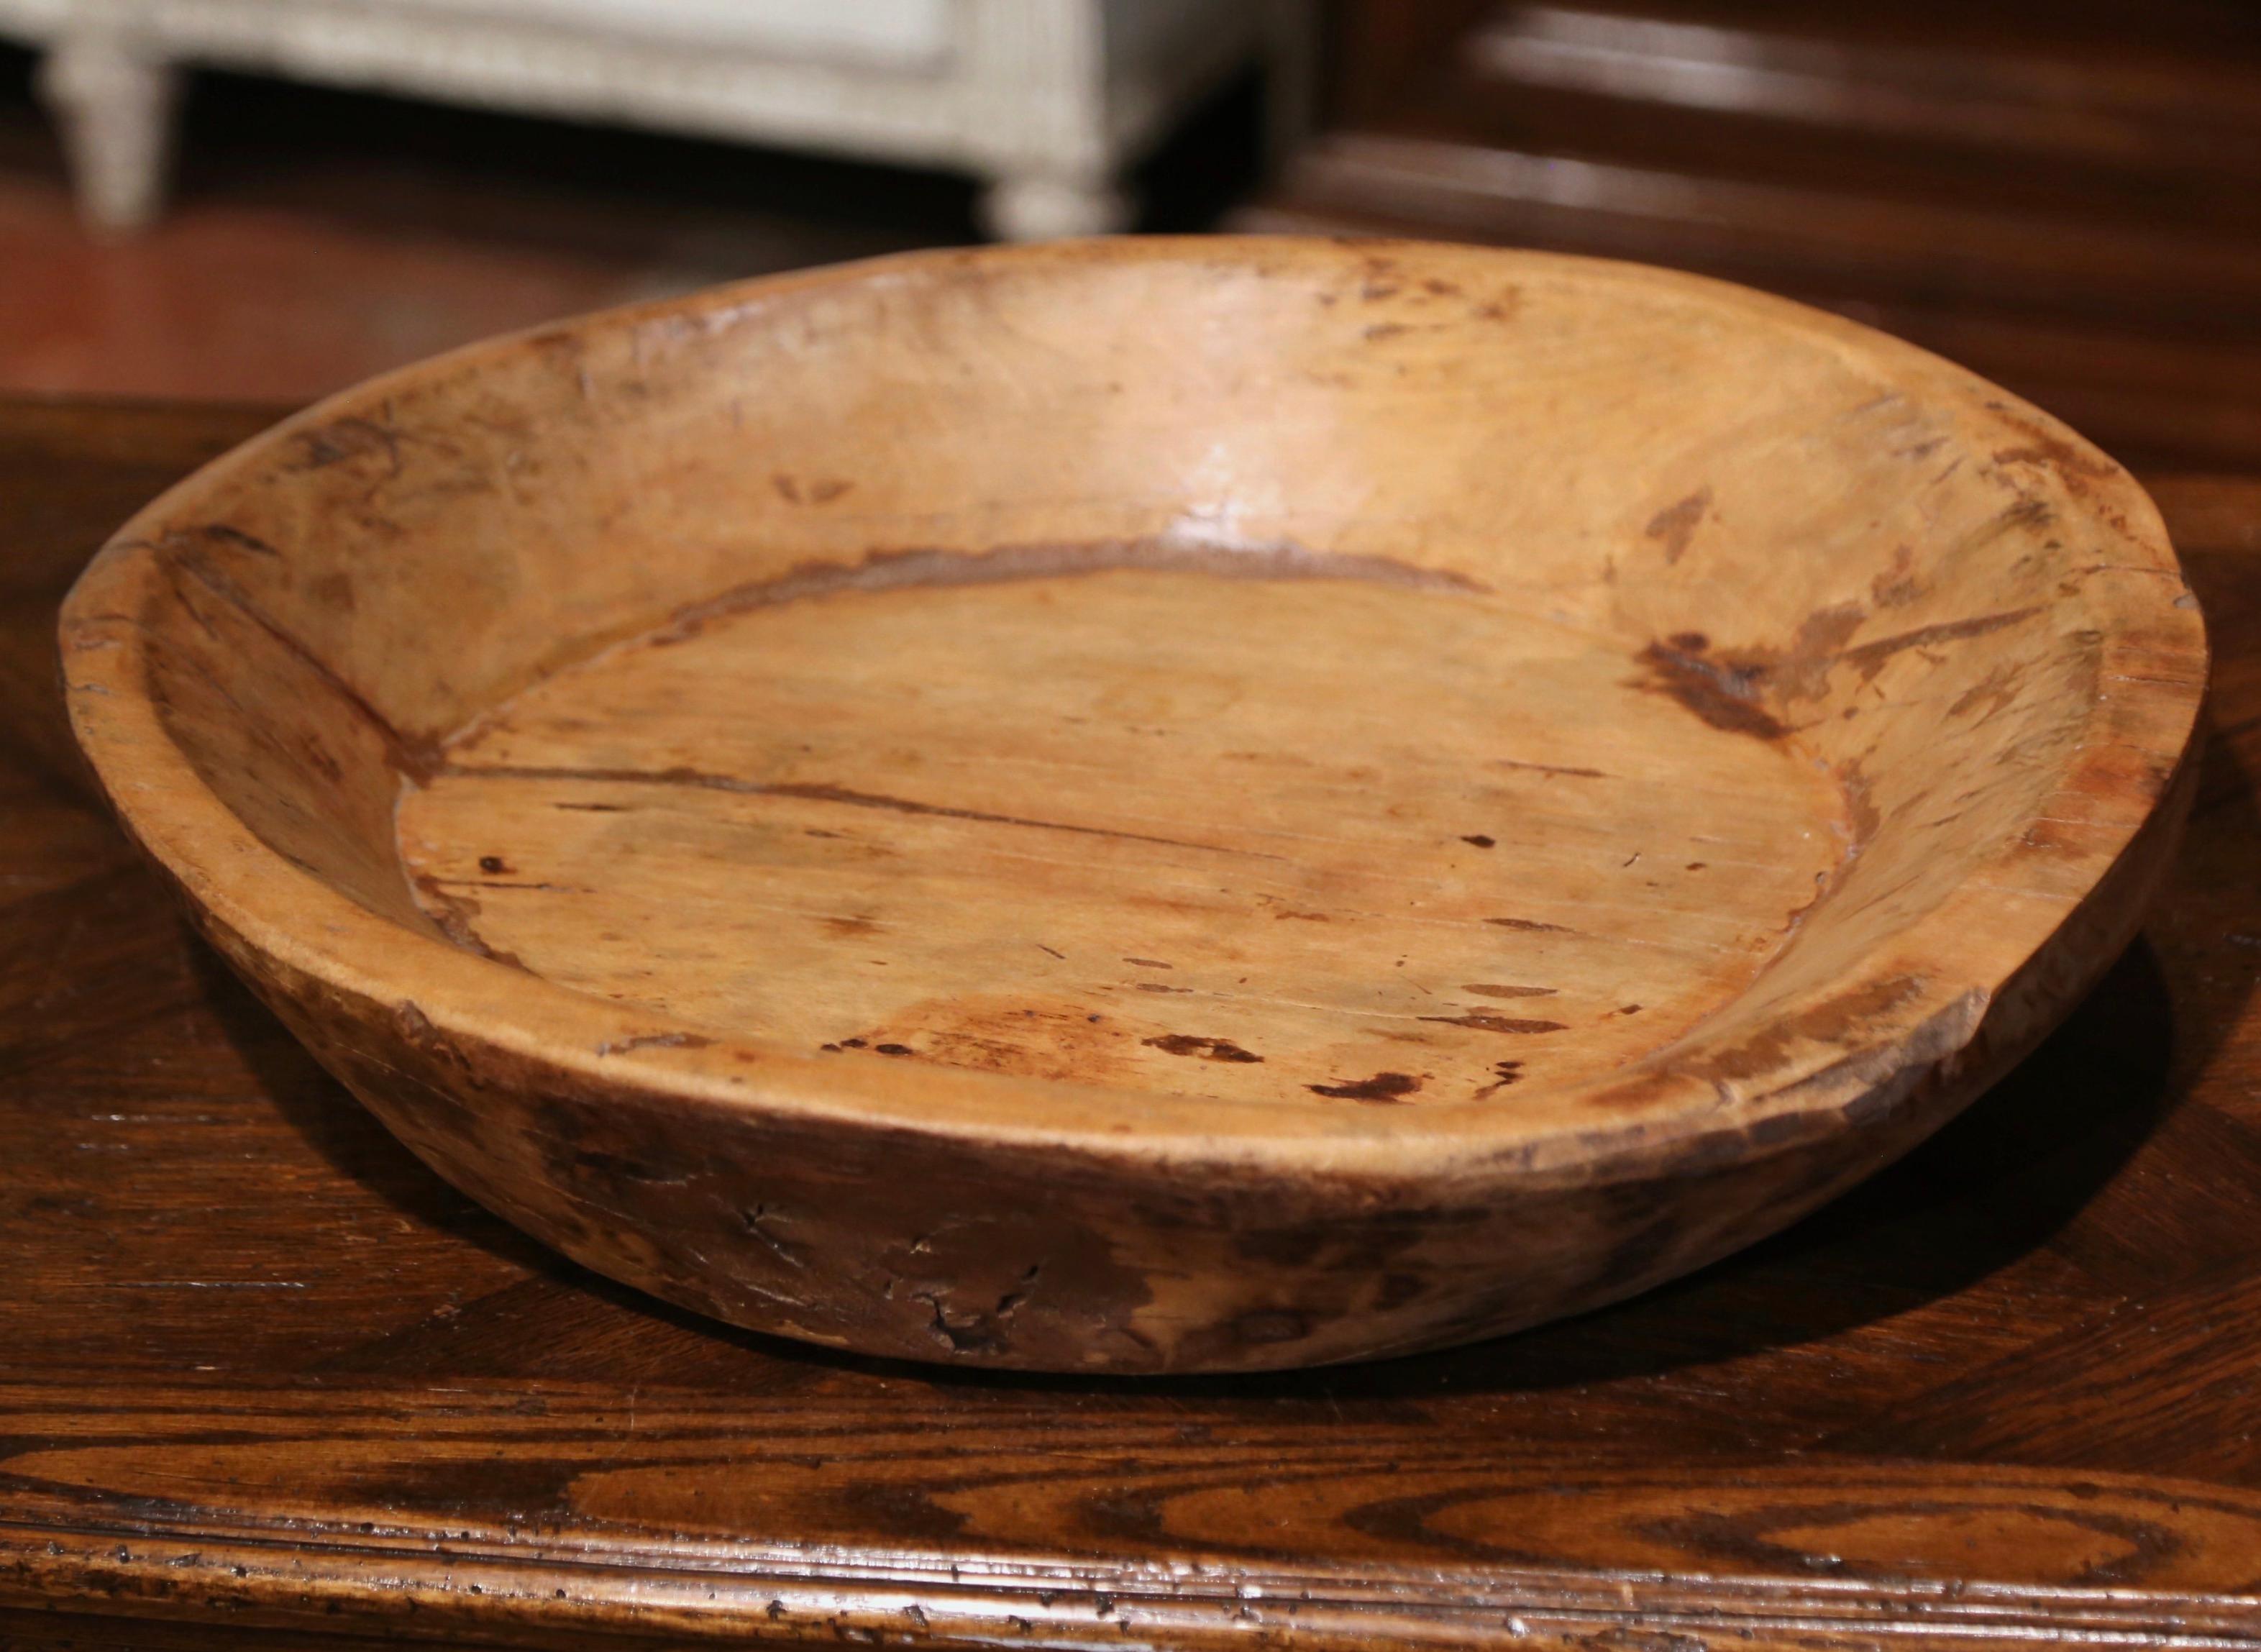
435 762 1286 861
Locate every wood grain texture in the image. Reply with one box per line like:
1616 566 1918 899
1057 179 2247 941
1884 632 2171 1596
55 237 2204 1374
393 564 1846 1098
0 387 2259 1642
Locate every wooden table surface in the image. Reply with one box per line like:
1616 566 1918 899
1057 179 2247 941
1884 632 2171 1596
7 395 2261 1651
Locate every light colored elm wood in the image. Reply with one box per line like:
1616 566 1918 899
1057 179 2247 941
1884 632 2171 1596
396 567 1847 1105
58 237 2207 1372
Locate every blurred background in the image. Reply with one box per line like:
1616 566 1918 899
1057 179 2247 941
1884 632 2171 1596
2 0 2258 475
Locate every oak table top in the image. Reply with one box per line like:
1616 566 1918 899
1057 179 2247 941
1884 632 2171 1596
6 393 2261 1650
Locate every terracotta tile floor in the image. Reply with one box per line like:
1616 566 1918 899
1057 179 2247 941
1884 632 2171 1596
0 48 1258 405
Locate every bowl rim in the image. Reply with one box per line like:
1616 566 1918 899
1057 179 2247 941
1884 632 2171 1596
58 234 2209 1187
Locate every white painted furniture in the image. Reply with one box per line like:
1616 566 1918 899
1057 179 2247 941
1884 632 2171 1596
0 0 1312 239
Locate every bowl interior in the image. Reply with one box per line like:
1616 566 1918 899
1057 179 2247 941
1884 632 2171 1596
99 240 2184 1115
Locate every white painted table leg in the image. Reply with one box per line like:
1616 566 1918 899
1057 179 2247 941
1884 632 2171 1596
979 168 1134 242
37 31 181 234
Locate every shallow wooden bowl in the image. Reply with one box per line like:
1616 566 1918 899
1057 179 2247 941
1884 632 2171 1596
62 238 2205 1373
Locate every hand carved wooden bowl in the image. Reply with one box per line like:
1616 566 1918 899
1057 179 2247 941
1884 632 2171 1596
62 238 2205 1373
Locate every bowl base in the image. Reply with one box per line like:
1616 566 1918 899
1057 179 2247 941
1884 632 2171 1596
396 556 1850 1109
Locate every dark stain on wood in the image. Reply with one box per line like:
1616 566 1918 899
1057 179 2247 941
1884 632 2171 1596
182 521 285 559
1871 544 1920 608
1840 607 2044 682
1494 757 1609 779
1950 660 2026 722
596 1031 715 1055
772 474 856 505
1645 486 1713 564
406 873 527 971
1674 973 1934 1091
1307 1071 1424 1102
1776 603 1875 703
650 537 1492 649
286 416 407 477
1421 1013 1568 1034
1141 1035 1264 1064
1635 635 1790 740
1640 595 2042 743
1475 1059 1526 1097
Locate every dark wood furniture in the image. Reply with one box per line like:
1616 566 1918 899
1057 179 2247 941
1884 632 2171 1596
1254 1 2261 474
6 393 2261 1646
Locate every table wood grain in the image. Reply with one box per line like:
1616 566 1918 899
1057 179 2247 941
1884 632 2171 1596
6 395 2261 1648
